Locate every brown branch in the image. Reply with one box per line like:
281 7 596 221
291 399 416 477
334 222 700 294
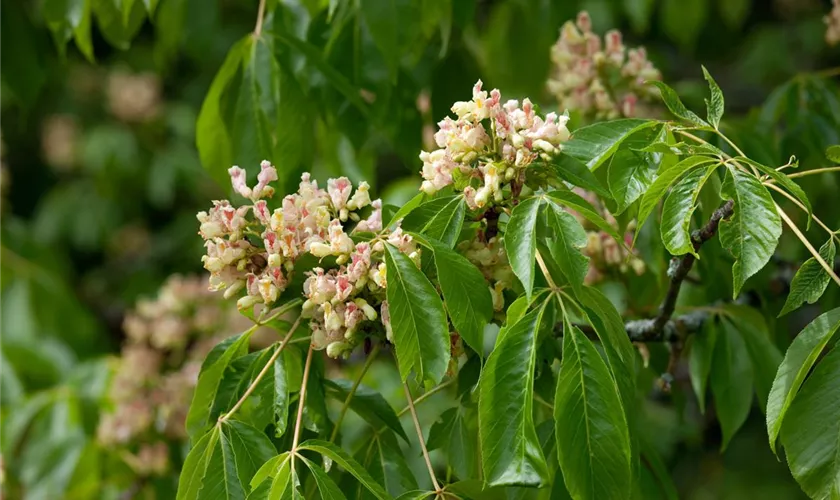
557 200 735 343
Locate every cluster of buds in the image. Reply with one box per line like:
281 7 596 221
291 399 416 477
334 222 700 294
302 227 418 358
827 0 840 46
570 189 646 284
97 275 242 475
198 162 418 358
547 11 661 120
419 80 571 208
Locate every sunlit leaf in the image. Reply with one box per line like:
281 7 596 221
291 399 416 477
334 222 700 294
384 243 450 385
710 320 753 450
767 308 840 454
504 197 542 299
779 238 836 317
562 119 658 171
650 81 708 127
427 238 493 354
701 66 724 129
780 345 840 499
479 302 550 487
554 325 632 500
718 166 782 298
660 164 717 256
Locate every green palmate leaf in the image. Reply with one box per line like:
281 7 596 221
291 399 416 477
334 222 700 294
827 145 840 163
428 238 493 354
384 243 450 385
650 81 709 127
733 156 812 222
274 350 290 437
780 345 840 499
546 191 622 244
562 119 658 171
401 196 465 248
176 420 277 500
505 197 542 299
543 202 589 294
554 325 632 500
546 154 612 199
574 287 636 412
718 166 782 298
607 148 656 215
701 66 724 129
479 303 550 487
297 440 390 500
196 37 248 187
300 456 346 500
767 308 840 454
385 191 426 228
709 320 753 451
660 164 717 256
721 306 783 413
323 379 408 442
233 36 311 192
267 457 295 499
250 453 289 490
635 156 719 241
269 28 368 115
186 332 254 438
426 407 478 480
779 238 836 317
360 430 419 497
688 318 718 414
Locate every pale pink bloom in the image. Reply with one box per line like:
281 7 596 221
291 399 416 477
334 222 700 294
335 274 353 301
347 243 372 281
306 268 336 304
252 160 278 199
347 181 371 210
344 301 365 334
228 166 252 198
253 200 271 225
355 199 383 232
576 11 592 32
268 266 287 289
327 177 353 211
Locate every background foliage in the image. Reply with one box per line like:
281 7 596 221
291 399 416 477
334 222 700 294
2 0 840 499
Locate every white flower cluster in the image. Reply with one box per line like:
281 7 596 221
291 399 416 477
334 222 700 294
98 275 242 476
420 80 571 208
198 162 417 358
197 162 380 310
548 11 661 120
302 227 418 358
827 0 840 46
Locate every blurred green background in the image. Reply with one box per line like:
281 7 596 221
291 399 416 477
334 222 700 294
1 0 839 498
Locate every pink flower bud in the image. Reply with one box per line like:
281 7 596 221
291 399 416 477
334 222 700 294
228 166 252 198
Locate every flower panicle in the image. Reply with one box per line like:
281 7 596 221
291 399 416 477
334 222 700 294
197 161 417 358
419 80 571 208
547 11 661 120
